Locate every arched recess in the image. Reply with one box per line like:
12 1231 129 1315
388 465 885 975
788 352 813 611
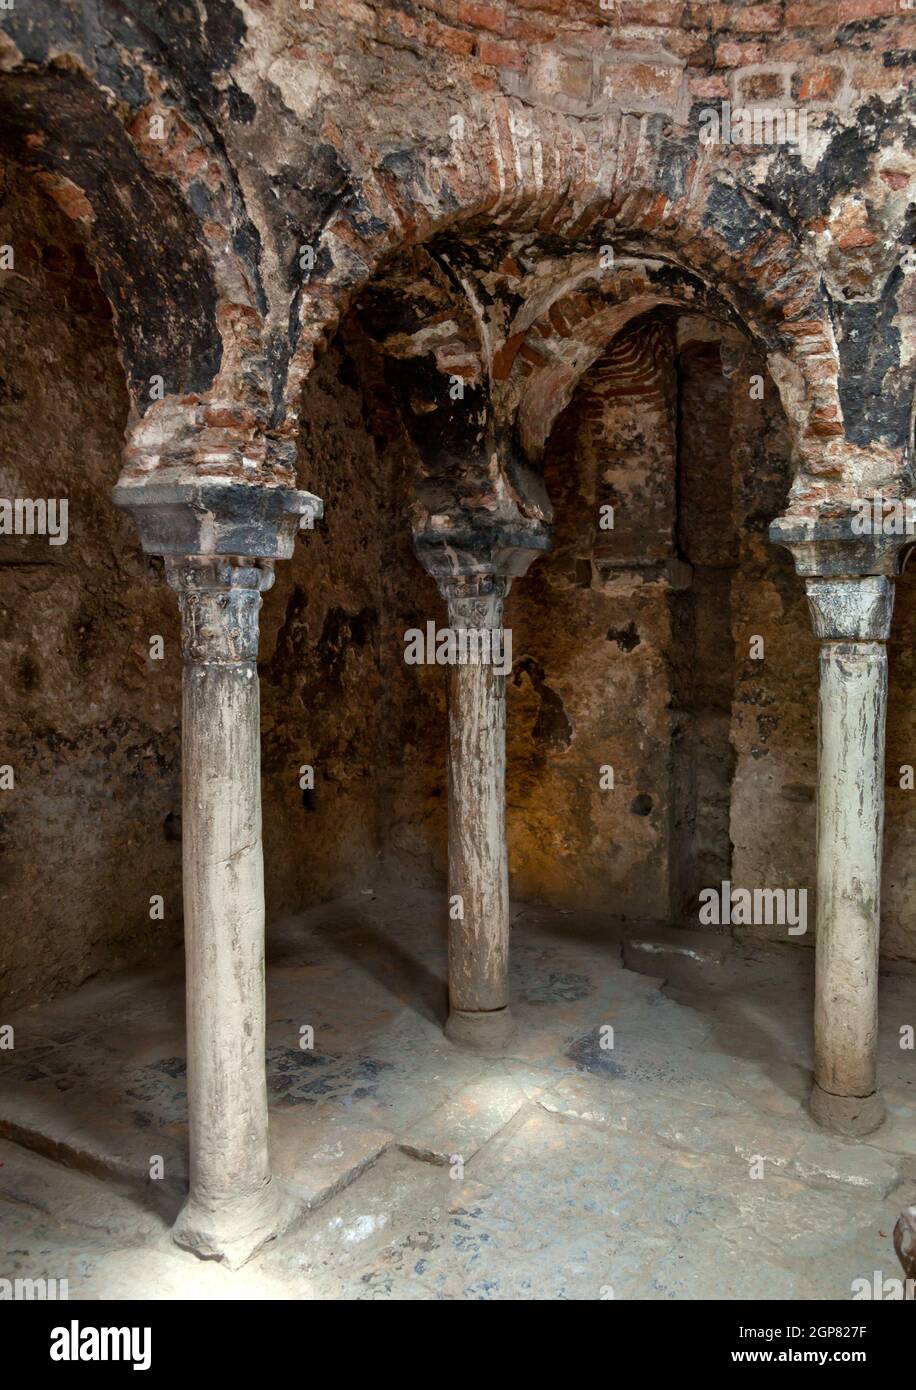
501 302 798 930
283 100 860 501
339 245 760 543
0 153 186 1007
284 228 806 935
0 61 286 478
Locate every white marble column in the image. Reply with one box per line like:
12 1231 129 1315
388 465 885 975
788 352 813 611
113 471 322 1265
166 556 296 1264
441 574 513 1049
806 575 893 1135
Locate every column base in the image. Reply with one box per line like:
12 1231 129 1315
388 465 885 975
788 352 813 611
171 1176 300 1269
445 1006 513 1052
810 1080 885 1137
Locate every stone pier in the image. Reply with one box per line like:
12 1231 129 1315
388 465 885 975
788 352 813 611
415 531 548 1050
114 472 322 1264
771 516 912 1137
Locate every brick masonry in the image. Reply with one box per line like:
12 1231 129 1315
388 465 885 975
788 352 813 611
0 3 915 1002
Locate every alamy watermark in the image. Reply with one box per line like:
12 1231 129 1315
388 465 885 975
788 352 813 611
851 491 916 537
699 102 807 151
851 1270 915 1300
0 497 69 545
403 622 512 677
0 1275 68 1299
50 1320 151 1370
699 881 807 935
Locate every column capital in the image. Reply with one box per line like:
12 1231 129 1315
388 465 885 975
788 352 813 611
439 574 510 628
165 557 274 665
113 467 323 562
805 575 894 643
770 511 915 579
413 523 550 590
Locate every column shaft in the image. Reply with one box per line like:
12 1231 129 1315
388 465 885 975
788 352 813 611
444 577 512 1049
113 474 322 1266
808 576 892 1135
168 558 292 1263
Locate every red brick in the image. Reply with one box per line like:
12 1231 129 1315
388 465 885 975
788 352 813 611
769 38 820 60
782 319 832 337
571 293 599 319
333 0 376 21
852 61 909 94
476 37 526 69
838 0 901 17
203 405 258 429
457 1 506 32
604 59 684 103
689 74 729 96
730 4 782 32
737 69 786 100
785 2 840 25
505 14 556 41
425 19 475 54
34 173 94 222
837 227 878 249
714 41 766 66
684 2 714 25
619 2 685 25
685 41 715 66
793 65 842 100
880 169 911 190
377 10 423 45
491 333 526 381
514 0 567 12
519 340 549 367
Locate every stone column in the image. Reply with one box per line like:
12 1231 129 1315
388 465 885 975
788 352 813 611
415 531 549 1050
166 555 290 1262
441 573 513 1049
805 576 893 1135
114 472 322 1264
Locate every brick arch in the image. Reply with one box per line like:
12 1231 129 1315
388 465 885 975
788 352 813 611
349 245 486 389
497 265 741 462
286 99 842 476
0 65 279 479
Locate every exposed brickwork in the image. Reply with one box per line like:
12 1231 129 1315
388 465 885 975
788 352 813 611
1 1 916 1005
0 0 910 516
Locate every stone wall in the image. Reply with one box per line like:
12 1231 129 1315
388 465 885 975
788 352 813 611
371 306 916 961
1 1 914 1006
0 166 183 1008
0 178 395 1008
260 338 390 921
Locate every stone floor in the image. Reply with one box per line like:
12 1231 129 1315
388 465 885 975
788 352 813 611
0 888 914 1300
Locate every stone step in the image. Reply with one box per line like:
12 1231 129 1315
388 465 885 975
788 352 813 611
0 1137 164 1241
0 1086 188 1203
270 1112 394 1210
538 1074 901 1198
398 1071 541 1165
623 923 732 983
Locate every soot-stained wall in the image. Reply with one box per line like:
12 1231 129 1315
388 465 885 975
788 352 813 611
0 165 183 1009
260 335 392 921
349 305 916 963
0 181 406 1009
4 230 916 1013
